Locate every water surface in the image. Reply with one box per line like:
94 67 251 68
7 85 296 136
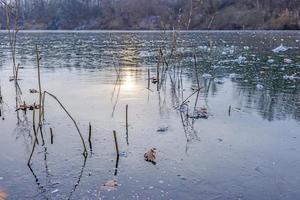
0 31 300 200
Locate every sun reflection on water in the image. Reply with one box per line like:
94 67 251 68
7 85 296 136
122 73 136 92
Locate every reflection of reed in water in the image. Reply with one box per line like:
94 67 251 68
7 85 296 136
67 156 87 200
28 145 88 200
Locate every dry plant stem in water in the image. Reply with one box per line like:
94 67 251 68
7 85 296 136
28 104 38 165
125 104 129 145
35 45 45 145
113 130 120 157
88 123 92 152
43 91 88 157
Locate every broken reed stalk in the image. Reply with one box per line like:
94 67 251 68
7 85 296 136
50 127 53 144
88 123 92 151
113 130 119 156
41 91 46 121
193 54 200 89
44 91 88 157
178 87 204 110
32 103 39 145
147 68 150 89
156 56 160 91
35 45 45 146
4 0 19 78
35 45 42 124
28 104 39 165
125 104 129 145
114 154 120 176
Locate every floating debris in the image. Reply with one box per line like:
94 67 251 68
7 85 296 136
29 89 39 93
214 78 225 84
235 56 246 64
0 188 8 200
51 189 59 194
144 148 156 165
157 127 168 132
190 84 199 91
194 107 208 119
16 103 40 111
256 84 264 90
101 180 118 191
283 75 298 81
284 58 292 64
179 104 188 113
202 73 212 79
229 73 242 79
9 76 21 82
151 77 158 84
119 151 128 157
255 166 263 174
272 44 288 53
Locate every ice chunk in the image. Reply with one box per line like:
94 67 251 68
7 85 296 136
229 73 242 79
202 73 212 79
283 75 299 80
51 189 59 194
214 78 225 84
235 56 246 64
139 51 150 58
272 44 288 53
284 58 292 64
256 84 264 90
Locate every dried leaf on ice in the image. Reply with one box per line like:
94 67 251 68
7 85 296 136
157 127 168 132
16 103 40 111
0 188 8 200
144 148 156 165
29 89 39 93
101 180 118 191
151 77 158 84
195 107 208 119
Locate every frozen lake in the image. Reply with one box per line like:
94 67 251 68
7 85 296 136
0 31 300 200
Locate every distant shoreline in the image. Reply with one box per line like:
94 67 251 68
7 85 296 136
0 29 299 33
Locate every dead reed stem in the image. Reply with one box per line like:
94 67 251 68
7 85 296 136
113 130 119 156
147 68 150 89
156 56 160 91
114 154 120 176
125 104 129 145
50 127 53 144
44 91 88 157
193 54 200 89
35 45 42 123
88 123 92 151
180 87 203 107
28 104 38 165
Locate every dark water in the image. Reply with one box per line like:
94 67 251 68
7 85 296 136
0 31 300 200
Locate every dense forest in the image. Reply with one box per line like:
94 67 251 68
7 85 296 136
0 0 300 30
